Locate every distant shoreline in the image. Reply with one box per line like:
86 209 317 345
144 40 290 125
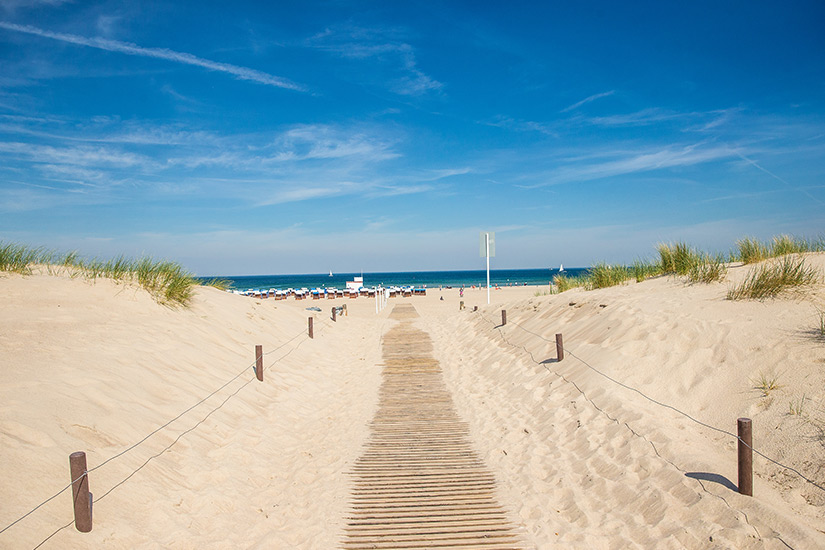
197 267 585 292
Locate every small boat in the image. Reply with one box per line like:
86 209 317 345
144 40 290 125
559 263 565 272
329 270 333 277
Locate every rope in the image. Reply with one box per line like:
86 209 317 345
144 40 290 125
2 327 308 543
479 311 825 494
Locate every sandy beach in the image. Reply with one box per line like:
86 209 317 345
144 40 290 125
2 256 824 548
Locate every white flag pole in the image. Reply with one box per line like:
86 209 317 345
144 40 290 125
486 232 491 305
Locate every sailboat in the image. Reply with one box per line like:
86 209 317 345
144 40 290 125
329 269 333 277
559 263 565 272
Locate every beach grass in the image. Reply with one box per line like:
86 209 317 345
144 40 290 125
0 243 48 274
632 259 661 282
727 256 820 301
687 253 728 284
552 233 822 294
589 262 630 289
736 235 825 264
553 273 590 292
789 395 808 417
0 242 199 306
201 278 233 291
657 242 703 275
753 371 782 397
736 237 770 264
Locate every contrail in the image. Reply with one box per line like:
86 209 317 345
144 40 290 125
0 21 306 92
561 90 615 113
737 152 824 205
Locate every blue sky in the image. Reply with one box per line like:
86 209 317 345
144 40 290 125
1 1 823 275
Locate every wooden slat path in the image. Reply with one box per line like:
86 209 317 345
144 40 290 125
342 304 526 549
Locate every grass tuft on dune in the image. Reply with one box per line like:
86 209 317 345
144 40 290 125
736 234 825 264
0 242 198 306
727 256 820 301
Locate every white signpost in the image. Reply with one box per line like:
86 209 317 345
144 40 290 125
479 231 495 305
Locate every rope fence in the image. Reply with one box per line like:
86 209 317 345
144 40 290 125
1 314 331 548
478 309 825 496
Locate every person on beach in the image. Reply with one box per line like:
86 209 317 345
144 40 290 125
459 288 464 297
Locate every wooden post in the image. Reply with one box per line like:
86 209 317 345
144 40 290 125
332 307 337 322
555 333 564 362
69 451 92 533
738 418 753 496
501 309 507 326
308 317 314 339
255 345 263 382
459 300 464 310
473 305 478 312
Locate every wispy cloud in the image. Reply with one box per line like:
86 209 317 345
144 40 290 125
0 0 69 11
578 107 741 131
267 124 400 162
261 184 355 205
369 183 434 197
0 112 443 207
0 21 306 91
484 115 557 136
307 24 442 96
393 44 443 95
521 142 741 187
561 90 615 113
420 167 472 181
0 141 149 167
584 108 684 126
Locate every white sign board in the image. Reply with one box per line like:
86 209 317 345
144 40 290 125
479 232 495 257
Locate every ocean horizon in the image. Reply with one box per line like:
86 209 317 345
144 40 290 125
199 267 589 292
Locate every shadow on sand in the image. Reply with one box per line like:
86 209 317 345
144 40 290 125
686 472 738 492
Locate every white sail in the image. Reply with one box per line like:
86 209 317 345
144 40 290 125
559 263 564 272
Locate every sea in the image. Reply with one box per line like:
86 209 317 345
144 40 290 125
198 268 588 292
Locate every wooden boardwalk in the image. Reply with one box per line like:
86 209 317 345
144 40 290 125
342 304 525 549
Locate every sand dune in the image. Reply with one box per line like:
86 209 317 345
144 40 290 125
1 257 824 548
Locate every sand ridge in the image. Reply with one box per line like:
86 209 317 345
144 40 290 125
2 256 825 548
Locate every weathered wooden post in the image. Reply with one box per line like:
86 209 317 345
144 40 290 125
501 309 507 326
555 333 564 362
738 418 753 496
459 300 464 310
473 305 478 312
69 451 92 532
332 307 337 322
255 345 263 382
308 317 314 339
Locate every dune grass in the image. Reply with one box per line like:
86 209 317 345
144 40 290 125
687 253 728 284
654 243 727 284
553 273 589 292
0 243 48 273
736 237 770 264
632 259 661 282
201 277 232 291
0 242 198 306
589 262 630 289
752 371 782 397
658 242 694 275
549 233 822 294
727 256 820 301
736 235 825 264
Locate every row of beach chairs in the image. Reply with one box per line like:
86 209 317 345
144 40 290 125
234 287 427 300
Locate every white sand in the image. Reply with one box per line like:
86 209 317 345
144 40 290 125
1 256 824 548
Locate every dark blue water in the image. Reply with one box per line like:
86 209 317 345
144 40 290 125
198 268 588 292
